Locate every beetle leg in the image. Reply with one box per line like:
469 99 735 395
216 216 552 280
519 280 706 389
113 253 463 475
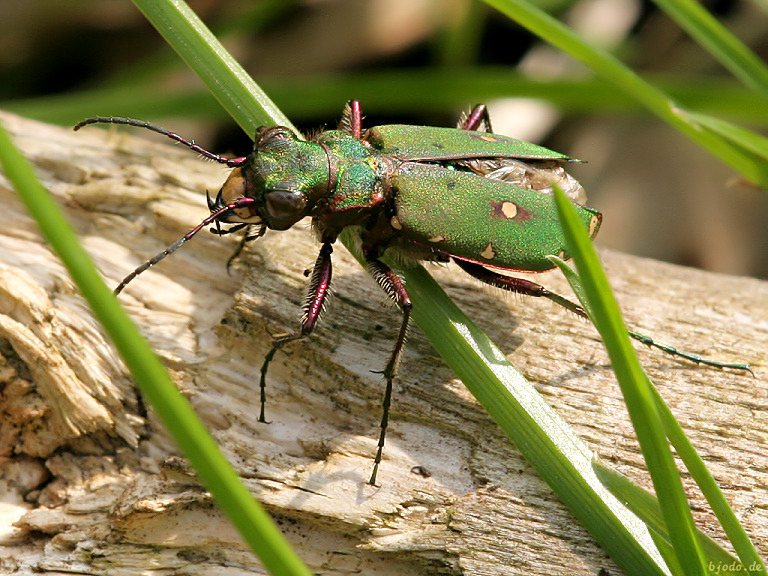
225 224 267 273
460 104 493 133
627 331 752 373
339 100 364 139
210 222 249 237
259 242 334 422
455 259 753 373
206 221 267 273
365 257 412 485
453 257 588 319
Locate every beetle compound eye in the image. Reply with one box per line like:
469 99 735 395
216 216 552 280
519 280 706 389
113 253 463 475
271 127 294 140
264 188 308 228
258 126 296 149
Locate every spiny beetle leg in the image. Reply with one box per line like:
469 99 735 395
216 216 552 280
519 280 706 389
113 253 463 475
453 259 752 374
339 100 364 139
453 257 588 319
258 242 334 422
365 257 412 486
460 104 493 133
349 100 363 139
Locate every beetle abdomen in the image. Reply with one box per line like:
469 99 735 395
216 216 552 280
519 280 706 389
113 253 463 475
390 163 601 271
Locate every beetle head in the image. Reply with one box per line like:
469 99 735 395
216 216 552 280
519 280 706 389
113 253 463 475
212 126 328 231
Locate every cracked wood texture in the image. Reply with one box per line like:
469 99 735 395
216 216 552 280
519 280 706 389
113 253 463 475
0 112 765 575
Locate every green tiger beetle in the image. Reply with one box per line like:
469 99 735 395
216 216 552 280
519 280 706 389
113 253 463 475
75 101 751 484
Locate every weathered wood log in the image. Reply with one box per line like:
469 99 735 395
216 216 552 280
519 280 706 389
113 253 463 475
0 111 765 575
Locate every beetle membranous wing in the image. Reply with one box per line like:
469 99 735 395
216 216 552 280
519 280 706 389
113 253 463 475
460 158 587 205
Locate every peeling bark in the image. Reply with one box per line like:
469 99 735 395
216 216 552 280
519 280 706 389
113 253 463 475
0 112 765 575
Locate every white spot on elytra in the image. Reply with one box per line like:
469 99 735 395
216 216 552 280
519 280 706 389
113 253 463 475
501 201 518 219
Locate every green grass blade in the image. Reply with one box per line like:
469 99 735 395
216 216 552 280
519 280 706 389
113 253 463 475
333 235 669 576
482 0 768 187
131 0 294 135
552 187 708 575
551 254 765 574
653 0 768 94
685 110 768 162
593 462 743 574
400 269 670 576
435 1 487 67
8 70 768 127
0 122 311 576
3 85 225 125
650 388 766 574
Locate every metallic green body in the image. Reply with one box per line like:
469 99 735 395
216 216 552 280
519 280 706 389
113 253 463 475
77 104 751 490
229 122 599 272
391 162 600 271
315 130 387 212
366 125 573 161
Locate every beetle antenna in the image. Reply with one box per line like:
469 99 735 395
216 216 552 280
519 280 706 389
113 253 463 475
74 117 247 168
114 197 257 295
